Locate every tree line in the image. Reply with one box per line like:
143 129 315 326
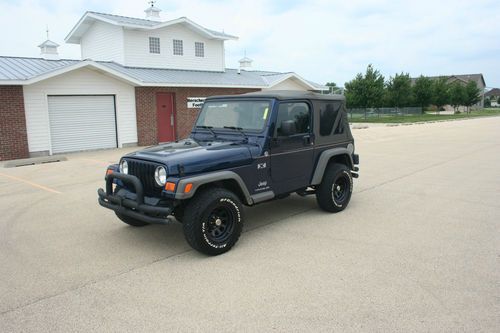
330 65 482 113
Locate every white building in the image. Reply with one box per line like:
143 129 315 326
0 3 326 161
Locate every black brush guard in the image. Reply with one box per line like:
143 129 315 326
97 172 173 224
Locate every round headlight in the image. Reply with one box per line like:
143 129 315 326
154 166 167 186
119 160 128 174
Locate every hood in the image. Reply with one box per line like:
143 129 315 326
125 138 255 176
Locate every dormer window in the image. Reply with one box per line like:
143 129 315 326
195 42 204 57
149 37 160 54
173 39 183 55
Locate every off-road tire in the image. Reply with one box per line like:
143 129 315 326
115 212 149 227
183 188 244 256
316 163 353 212
173 204 185 223
113 186 149 227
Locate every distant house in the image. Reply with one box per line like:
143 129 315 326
0 4 326 161
485 88 500 107
411 73 486 110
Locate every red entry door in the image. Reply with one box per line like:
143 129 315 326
156 93 176 142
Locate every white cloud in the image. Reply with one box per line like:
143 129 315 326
0 0 498 86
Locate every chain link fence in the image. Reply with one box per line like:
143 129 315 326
347 107 423 121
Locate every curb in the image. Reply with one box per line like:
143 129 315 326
1 155 67 168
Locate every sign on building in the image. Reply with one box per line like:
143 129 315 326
187 97 206 108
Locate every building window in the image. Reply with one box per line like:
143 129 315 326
195 42 204 57
149 37 160 54
173 39 183 55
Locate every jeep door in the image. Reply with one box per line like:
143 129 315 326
270 101 315 194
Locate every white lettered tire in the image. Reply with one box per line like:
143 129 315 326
182 188 244 255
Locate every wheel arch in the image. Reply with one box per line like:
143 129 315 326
311 148 354 185
176 171 253 205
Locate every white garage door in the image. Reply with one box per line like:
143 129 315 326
48 95 117 154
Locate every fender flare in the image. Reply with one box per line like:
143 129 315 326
175 171 253 205
310 147 354 185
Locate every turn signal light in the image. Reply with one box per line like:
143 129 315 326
165 182 176 192
184 183 193 193
106 169 113 175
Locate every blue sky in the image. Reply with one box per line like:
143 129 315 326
0 0 499 87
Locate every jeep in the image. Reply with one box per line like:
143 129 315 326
98 91 359 255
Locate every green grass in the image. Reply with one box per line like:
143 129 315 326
349 108 500 123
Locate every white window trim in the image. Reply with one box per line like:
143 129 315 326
195 42 205 57
149 37 161 54
173 39 183 56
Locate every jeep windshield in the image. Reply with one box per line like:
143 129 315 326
195 100 271 132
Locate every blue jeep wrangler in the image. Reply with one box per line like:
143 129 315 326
98 91 359 255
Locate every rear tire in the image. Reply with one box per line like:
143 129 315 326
183 188 244 256
316 163 353 212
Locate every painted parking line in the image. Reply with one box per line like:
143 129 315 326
0 172 62 194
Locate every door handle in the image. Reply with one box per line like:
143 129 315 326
303 135 312 145
170 114 174 126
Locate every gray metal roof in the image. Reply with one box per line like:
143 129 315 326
101 62 268 86
0 56 326 90
84 11 236 39
88 11 160 27
0 56 78 80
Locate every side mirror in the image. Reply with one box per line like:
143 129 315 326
280 120 297 136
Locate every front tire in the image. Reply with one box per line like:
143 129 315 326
316 163 353 212
183 188 244 256
115 212 149 227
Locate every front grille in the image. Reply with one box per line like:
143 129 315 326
124 158 164 196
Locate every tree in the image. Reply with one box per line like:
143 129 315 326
413 76 433 108
448 81 467 113
464 81 482 113
484 97 491 108
326 82 339 94
344 64 385 109
432 77 450 113
386 72 413 108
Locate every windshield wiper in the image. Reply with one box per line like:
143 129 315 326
223 126 249 142
195 125 217 139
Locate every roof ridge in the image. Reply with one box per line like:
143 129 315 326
86 11 160 24
0 55 79 61
105 63 229 74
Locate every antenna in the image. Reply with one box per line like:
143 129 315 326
46 25 49 40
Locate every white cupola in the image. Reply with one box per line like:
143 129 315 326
238 55 253 73
38 38 60 61
145 1 162 21
38 27 60 60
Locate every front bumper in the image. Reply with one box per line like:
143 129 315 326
97 172 174 224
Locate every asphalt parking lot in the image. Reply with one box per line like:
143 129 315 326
1 117 499 332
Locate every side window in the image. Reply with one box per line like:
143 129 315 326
275 102 311 137
334 113 345 135
319 102 340 136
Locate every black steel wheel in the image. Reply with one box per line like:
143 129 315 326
183 188 243 256
316 163 353 212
